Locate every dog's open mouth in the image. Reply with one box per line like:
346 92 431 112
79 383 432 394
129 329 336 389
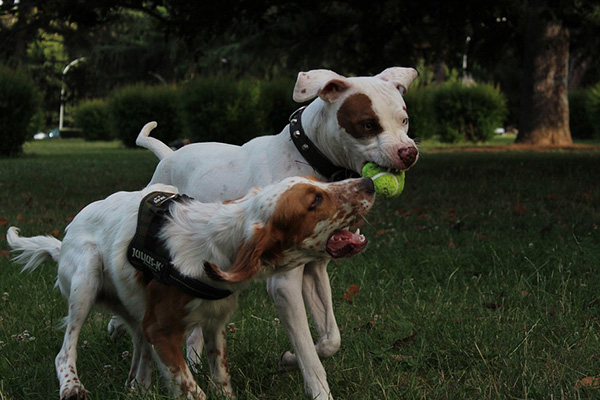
326 228 368 258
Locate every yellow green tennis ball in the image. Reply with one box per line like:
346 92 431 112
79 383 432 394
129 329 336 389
361 162 405 198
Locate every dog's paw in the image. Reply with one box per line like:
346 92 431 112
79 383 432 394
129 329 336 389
278 351 299 371
60 385 88 400
107 315 127 341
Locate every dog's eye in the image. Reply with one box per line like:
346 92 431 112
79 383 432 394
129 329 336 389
402 118 409 126
309 193 323 211
363 122 374 131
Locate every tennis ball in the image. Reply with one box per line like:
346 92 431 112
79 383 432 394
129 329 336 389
361 162 405 198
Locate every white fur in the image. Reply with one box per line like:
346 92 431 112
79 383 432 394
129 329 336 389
135 67 418 400
7 177 374 400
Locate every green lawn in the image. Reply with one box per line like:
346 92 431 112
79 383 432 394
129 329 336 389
1 139 600 399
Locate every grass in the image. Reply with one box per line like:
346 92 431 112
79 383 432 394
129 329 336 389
1 139 600 399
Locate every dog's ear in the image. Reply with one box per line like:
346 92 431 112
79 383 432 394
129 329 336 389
205 223 285 283
376 67 419 95
293 69 352 103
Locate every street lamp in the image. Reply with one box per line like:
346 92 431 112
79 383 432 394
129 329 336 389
59 57 86 131
462 36 471 82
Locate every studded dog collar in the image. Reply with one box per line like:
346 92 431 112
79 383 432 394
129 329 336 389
127 191 233 300
289 106 360 182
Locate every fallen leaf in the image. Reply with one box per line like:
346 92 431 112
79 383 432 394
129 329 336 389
344 284 359 303
16 213 23 222
1 250 10 259
376 229 388 237
51 230 61 237
0 218 7 226
512 203 527 216
392 330 416 347
575 377 600 390
483 302 501 310
390 354 417 367
447 239 456 249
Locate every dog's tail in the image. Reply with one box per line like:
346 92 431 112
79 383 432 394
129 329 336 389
6 227 62 272
136 121 174 160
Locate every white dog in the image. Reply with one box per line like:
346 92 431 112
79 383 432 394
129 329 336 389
133 67 418 399
7 176 375 400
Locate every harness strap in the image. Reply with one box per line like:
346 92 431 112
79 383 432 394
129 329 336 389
289 106 360 182
127 191 233 300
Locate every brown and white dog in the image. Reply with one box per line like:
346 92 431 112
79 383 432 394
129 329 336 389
6 176 374 400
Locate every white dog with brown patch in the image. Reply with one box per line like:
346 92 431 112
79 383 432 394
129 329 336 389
7 176 374 400
130 67 419 400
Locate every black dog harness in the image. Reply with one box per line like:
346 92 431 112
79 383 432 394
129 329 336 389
289 106 360 182
127 191 233 300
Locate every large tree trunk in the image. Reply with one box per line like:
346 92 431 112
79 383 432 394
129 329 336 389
516 5 572 145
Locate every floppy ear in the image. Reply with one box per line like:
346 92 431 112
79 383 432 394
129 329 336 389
204 223 285 283
376 67 418 95
293 69 352 103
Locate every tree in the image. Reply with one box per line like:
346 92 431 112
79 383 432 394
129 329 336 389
516 0 572 145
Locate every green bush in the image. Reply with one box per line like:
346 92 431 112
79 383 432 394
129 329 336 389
74 99 112 141
181 78 258 145
256 78 297 135
108 84 184 148
433 82 507 143
0 65 39 156
587 83 600 139
404 86 436 140
568 90 595 140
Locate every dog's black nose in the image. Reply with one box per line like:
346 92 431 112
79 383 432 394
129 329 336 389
398 146 418 169
361 177 375 194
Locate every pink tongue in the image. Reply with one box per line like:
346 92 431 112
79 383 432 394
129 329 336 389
326 229 368 258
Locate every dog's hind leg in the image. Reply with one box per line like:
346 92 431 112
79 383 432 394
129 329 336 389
126 326 153 391
107 315 127 341
186 326 204 372
55 252 103 400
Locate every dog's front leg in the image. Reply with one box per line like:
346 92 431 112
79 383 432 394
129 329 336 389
143 284 206 400
301 260 341 359
204 324 235 399
268 267 333 400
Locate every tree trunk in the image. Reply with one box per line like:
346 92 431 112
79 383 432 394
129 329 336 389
516 6 572 145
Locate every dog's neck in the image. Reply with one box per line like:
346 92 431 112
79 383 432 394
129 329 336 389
159 200 252 289
283 99 359 178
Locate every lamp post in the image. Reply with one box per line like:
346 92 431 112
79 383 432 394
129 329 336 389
59 57 86 131
462 36 471 83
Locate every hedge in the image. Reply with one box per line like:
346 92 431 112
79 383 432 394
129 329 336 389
108 84 184 148
256 78 297 135
0 65 39 156
180 78 259 145
74 99 112 141
432 82 507 143
588 83 600 139
404 86 436 140
84 78 514 148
